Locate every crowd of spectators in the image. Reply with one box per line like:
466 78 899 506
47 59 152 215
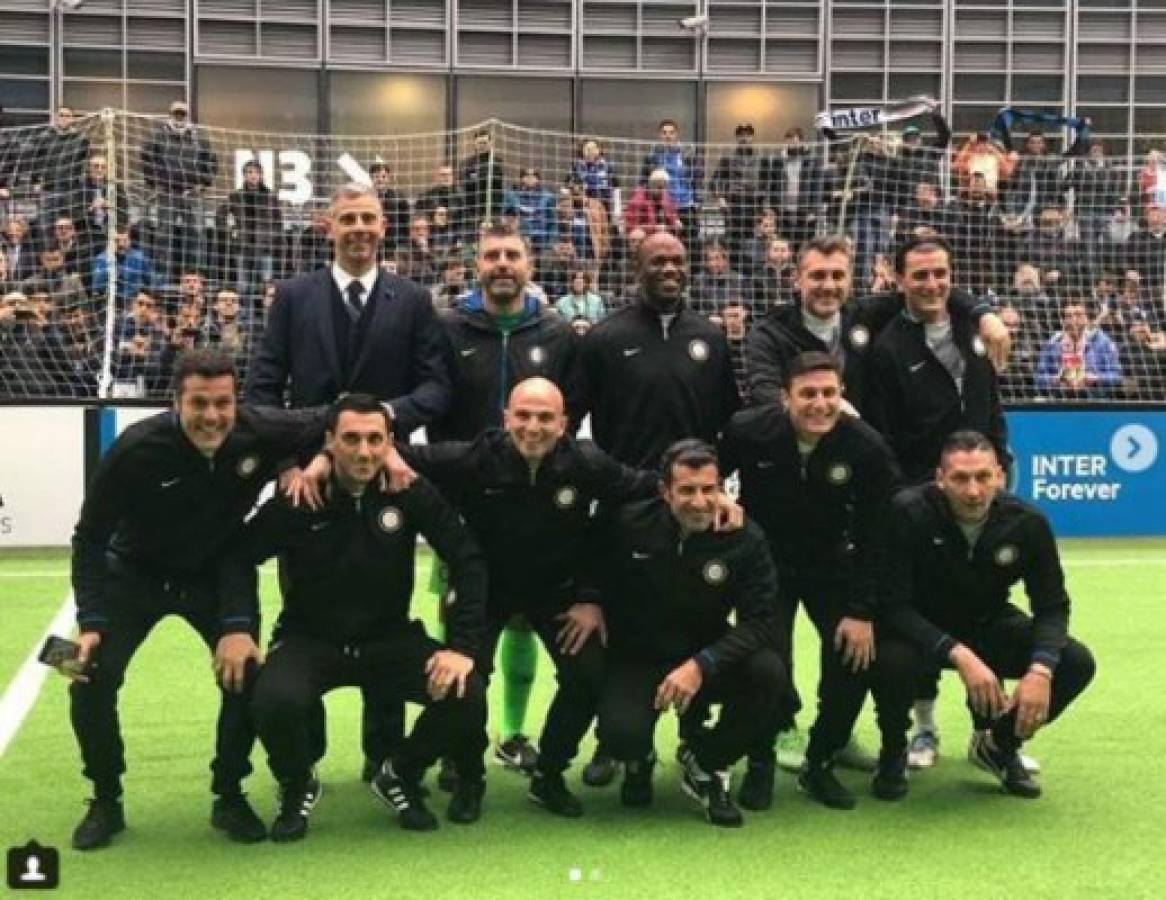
2 102 1165 402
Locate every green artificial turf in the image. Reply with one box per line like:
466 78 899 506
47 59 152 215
0 543 1163 899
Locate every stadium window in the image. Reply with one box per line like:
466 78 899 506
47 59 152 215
705 82 818 143
1011 74 1065 104
62 81 125 114
196 65 318 133
455 76 571 132
952 74 1006 103
578 79 697 144
329 72 447 137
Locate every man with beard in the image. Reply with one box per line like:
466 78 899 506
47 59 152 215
424 224 582 783
577 230 740 783
744 236 875 415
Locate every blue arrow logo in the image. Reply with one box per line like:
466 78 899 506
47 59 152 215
1111 424 1158 474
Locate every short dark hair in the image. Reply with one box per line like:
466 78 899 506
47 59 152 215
660 439 719 484
242 160 263 173
797 234 852 270
478 220 528 251
784 351 842 388
658 118 679 131
326 392 391 435
368 162 391 176
171 348 236 396
893 234 953 275
939 429 997 466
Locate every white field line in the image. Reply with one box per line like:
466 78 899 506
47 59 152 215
0 592 76 758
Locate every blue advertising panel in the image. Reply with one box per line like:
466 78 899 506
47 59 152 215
1007 410 1166 537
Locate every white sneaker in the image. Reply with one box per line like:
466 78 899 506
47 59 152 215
907 730 939 769
968 731 1040 774
775 728 807 773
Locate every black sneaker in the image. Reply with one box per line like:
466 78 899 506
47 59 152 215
271 776 322 843
371 763 439 831
871 749 909 802
495 735 539 775
72 798 125 851
737 758 776 811
528 770 584 818
581 749 619 787
798 760 857 810
211 794 267 843
361 758 382 784
970 732 1042 799
446 777 485 824
679 754 744 827
437 756 459 793
620 755 655 808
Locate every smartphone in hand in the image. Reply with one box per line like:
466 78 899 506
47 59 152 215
37 635 95 679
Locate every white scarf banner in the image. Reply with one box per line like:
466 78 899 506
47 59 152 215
815 96 937 133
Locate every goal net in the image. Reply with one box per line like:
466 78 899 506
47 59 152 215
0 110 1162 404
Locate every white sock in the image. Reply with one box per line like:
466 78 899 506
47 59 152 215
913 700 937 734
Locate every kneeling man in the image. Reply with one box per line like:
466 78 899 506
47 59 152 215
594 439 792 827
221 394 489 840
882 430 1096 798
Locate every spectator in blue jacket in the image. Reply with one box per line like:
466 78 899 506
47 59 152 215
1036 297 1123 398
572 139 615 208
640 119 703 249
503 168 558 255
91 227 157 302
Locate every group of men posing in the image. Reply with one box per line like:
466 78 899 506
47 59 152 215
63 181 1095 851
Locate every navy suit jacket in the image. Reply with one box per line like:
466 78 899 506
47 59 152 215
245 267 452 435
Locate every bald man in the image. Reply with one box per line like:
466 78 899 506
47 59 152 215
392 378 661 819
578 230 741 783
581 232 740 470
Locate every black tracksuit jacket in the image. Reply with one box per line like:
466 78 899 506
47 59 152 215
402 430 657 616
593 498 778 676
721 406 901 620
580 304 740 468
881 484 1071 671
71 406 326 634
866 309 1008 483
743 287 992 412
430 300 584 441
220 477 487 656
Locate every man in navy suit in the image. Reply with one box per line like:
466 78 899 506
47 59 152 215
246 182 452 437
245 181 453 778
